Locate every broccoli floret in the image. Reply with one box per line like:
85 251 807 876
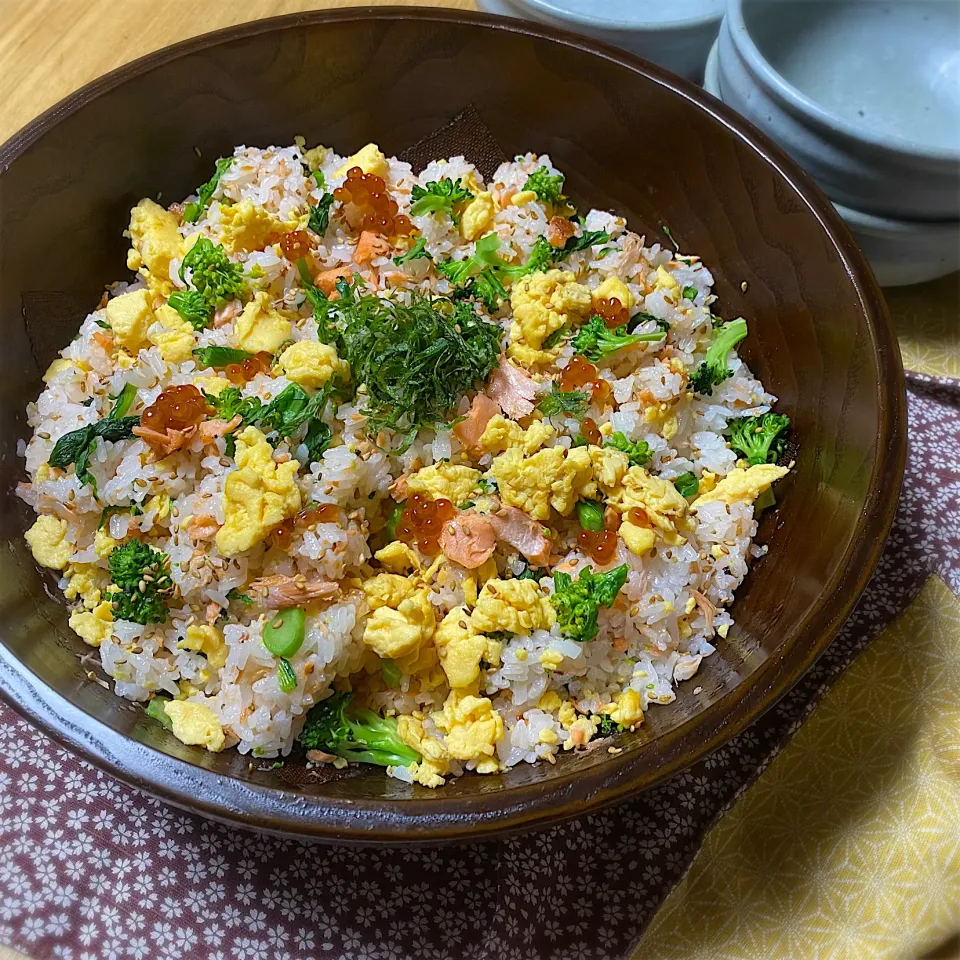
523 165 565 205
727 413 791 466
108 540 174 625
297 692 421 767
179 237 244 311
570 315 664 362
550 564 629 643
410 178 474 224
689 318 748 395
604 431 652 467
595 714 624 738
167 290 212 329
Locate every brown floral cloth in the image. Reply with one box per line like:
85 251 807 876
0 373 955 960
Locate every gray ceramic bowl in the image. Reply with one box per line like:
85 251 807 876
705 37 960 286
475 0 724 80
717 0 960 220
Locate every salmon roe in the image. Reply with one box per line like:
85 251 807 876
225 352 273 386
141 384 211 432
333 167 413 236
277 230 312 261
578 528 618 565
581 417 602 446
594 296 628 329
627 507 651 528
396 493 455 555
559 355 598 391
270 503 341 548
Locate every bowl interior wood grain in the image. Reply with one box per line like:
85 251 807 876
0 8 904 844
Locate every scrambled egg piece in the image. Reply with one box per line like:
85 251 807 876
178 624 227 669
363 588 435 659
397 715 451 788
68 601 114 648
508 270 592 367
593 275 633 311
479 415 555 456
301 143 327 170
219 200 294 255
163 700 225 752
25 515 72 569
538 690 562 713
127 198 180 282
334 142 390 179
216 426 301 557
106 289 154 353
234 292 292 354
374 541 420 574
558 699 577 729
460 191 497 241
406 462 480 505
590 445 629 489
43 358 76 383
148 304 196 363
693 464 790 507
433 691 503 770
611 688 643 727
64 565 102 610
654 265 680 297
363 573 418 610
94 527 117 559
196 376 231 396
434 606 501 690
491 444 594 521
619 521 656 556
603 465 688 545
276 340 348 388
539 649 564 671
470 579 556 635
510 190 537 206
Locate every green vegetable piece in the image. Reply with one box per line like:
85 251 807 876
538 383 589 419
384 502 405 541
298 691 420 767
183 156 234 224
205 386 264 427
688 318 748 395
310 282 501 450
681 285 698 301
108 540 174 625
673 472 700 498
146 696 173 729
227 588 253 606
604 431 652 467
754 485 777 514
550 563 629 643
48 384 140 495
517 564 546 582
179 237 244 310
308 193 334 236
662 224 678 250
193 346 257 368
263 607 306 658
595 714 623 737
168 290 213 330
277 658 298 693
518 229 611 279
410 178 474 224
381 659 403 688
726 413 791 466
393 237 433 266
570 314 664 362
110 383 137 419
523 165 565 205
576 500 605 532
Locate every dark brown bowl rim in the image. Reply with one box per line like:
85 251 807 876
0 5 906 845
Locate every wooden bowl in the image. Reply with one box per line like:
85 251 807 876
0 8 905 844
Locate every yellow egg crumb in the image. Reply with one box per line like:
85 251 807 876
163 700 225 751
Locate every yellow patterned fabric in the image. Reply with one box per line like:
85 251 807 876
886 273 960 378
636 576 960 960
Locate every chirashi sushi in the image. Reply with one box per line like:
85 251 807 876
18 140 791 788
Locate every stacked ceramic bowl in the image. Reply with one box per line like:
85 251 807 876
705 0 960 285
475 0 725 80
